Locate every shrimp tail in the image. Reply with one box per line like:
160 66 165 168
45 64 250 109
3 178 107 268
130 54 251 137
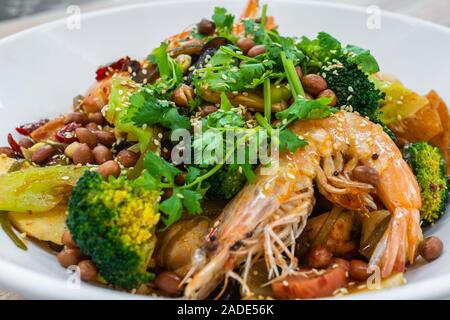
369 208 422 277
184 248 230 300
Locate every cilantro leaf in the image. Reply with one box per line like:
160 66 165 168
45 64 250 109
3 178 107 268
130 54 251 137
162 108 191 130
159 194 183 227
279 128 307 152
212 7 234 31
297 32 342 73
220 92 233 111
276 96 336 122
195 47 281 92
144 151 181 184
205 110 245 128
185 166 202 183
148 42 170 78
265 32 305 66
131 92 191 131
179 189 203 214
345 44 380 74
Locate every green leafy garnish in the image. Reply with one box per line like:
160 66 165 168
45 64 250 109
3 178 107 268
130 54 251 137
144 151 181 184
148 42 171 78
212 7 235 33
279 128 308 153
131 90 191 131
276 96 335 123
220 92 233 111
344 44 380 74
142 152 206 227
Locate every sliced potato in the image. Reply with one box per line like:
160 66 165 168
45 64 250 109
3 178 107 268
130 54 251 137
8 204 67 245
388 101 443 142
0 157 16 175
372 75 429 125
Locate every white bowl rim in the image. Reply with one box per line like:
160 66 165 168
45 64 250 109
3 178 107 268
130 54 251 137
0 0 449 300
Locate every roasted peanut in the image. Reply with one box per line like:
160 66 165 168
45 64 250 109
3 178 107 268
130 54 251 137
301 74 328 96
31 145 55 164
75 128 97 149
317 89 337 107
72 144 94 165
57 248 83 268
419 236 443 262
18 138 34 149
349 259 371 282
307 245 333 269
172 84 195 107
92 145 113 165
94 130 116 147
97 160 121 179
247 45 266 58
198 19 215 35
78 260 98 281
116 149 139 168
64 112 88 125
237 38 255 54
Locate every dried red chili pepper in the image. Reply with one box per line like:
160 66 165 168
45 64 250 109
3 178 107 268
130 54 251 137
7 133 21 155
95 57 130 81
16 119 49 136
55 122 82 143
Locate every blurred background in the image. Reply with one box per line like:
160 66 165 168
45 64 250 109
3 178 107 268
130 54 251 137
0 0 450 38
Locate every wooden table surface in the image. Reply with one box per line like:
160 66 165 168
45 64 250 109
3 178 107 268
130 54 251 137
1 0 449 300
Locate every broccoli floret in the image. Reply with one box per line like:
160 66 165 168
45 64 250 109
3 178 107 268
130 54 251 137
67 171 160 289
321 60 395 140
205 165 247 200
403 142 448 226
322 60 384 117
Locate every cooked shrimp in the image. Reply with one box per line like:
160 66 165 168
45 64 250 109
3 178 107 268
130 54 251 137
183 151 316 299
290 111 422 278
183 111 422 299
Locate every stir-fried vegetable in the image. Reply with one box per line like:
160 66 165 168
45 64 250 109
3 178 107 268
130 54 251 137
67 171 160 289
0 166 86 213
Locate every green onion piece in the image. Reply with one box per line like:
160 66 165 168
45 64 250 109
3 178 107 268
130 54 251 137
311 206 343 248
263 78 272 123
280 52 305 97
0 213 27 251
255 112 273 135
260 4 268 27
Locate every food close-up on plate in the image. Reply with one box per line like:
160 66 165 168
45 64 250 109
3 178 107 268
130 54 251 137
0 0 449 301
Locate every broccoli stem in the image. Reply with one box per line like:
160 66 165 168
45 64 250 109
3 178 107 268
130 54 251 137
263 78 272 122
280 52 305 97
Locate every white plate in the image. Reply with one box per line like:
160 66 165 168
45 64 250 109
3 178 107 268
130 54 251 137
0 0 449 300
